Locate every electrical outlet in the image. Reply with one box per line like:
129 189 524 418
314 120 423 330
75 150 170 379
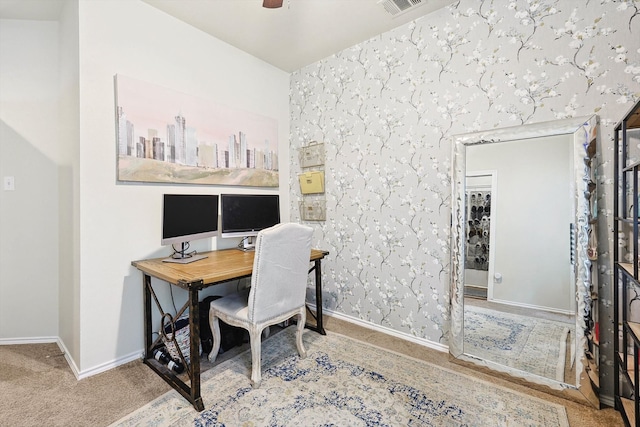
3 176 15 191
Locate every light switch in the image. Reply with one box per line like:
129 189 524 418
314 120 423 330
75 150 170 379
3 176 15 191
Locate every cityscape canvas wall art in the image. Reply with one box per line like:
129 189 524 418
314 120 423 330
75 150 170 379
115 74 279 187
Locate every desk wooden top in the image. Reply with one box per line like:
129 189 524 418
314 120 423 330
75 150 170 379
132 248 329 288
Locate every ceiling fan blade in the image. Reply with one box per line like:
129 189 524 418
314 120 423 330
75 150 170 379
263 0 283 8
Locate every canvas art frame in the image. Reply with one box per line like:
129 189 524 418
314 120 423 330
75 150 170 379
114 74 279 187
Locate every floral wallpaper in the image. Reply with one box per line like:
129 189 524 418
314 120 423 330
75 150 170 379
290 0 640 400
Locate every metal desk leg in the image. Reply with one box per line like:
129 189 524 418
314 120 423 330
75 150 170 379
305 259 326 335
140 275 205 412
188 285 204 411
314 259 326 335
143 274 153 359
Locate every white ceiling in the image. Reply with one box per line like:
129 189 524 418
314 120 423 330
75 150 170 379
0 0 454 72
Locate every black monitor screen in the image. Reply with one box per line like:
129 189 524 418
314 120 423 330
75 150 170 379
220 194 280 238
162 194 219 246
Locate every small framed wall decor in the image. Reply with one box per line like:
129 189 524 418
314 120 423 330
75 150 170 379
299 141 325 168
299 199 326 221
298 171 325 194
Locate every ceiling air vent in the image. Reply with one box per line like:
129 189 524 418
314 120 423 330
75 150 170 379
379 0 424 17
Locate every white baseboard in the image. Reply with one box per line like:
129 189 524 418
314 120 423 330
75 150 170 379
488 298 574 316
54 338 80 379
1 335 143 380
75 349 143 380
317 306 449 353
0 336 57 345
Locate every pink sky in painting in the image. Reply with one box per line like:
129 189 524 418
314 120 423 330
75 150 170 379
115 74 278 151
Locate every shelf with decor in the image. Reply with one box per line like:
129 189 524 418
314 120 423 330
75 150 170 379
613 99 640 427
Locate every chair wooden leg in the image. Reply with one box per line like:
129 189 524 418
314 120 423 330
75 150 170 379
208 315 221 363
296 307 307 359
249 327 263 388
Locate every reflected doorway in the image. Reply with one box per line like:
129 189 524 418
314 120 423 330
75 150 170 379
464 172 496 300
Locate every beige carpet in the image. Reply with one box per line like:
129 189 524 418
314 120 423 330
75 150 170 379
0 316 624 427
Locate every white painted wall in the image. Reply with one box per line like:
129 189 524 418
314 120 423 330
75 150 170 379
75 0 290 374
1 0 289 376
466 134 573 313
58 0 81 364
0 19 60 341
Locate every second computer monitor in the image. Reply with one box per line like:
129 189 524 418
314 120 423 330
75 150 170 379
220 194 280 248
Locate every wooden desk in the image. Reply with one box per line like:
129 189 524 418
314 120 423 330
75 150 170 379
131 248 329 412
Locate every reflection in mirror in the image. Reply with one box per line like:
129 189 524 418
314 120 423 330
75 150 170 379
449 116 598 407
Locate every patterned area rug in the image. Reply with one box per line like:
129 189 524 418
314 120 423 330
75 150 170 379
464 305 573 382
111 327 569 426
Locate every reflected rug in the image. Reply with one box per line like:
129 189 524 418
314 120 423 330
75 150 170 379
111 327 569 427
464 305 573 382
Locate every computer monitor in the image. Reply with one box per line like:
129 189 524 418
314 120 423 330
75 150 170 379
220 194 280 250
162 194 219 263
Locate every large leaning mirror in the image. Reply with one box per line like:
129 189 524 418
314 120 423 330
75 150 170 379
449 115 599 407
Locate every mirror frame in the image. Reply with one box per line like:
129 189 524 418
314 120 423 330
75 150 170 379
449 115 599 407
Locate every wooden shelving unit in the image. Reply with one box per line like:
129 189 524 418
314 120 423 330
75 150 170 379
614 99 640 427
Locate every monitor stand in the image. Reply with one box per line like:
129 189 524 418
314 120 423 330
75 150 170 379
162 254 207 264
238 236 256 252
162 242 208 263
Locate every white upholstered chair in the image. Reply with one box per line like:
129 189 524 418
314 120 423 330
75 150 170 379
208 222 313 387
